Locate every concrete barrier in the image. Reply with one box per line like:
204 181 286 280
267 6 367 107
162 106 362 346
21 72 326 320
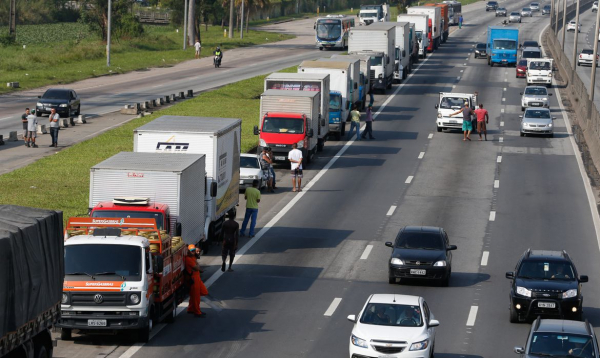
6 82 19 88
142 101 151 110
187 89 194 98
120 104 139 115
151 99 158 107
69 117 76 126
156 97 164 106
170 94 177 102
8 131 17 141
164 95 170 104
36 124 47 134
61 118 69 128
74 115 86 124
179 91 185 99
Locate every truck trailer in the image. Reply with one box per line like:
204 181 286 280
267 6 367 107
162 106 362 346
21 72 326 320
397 14 430 59
408 6 442 50
427 3 449 43
317 57 361 110
393 22 411 82
331 54 372 110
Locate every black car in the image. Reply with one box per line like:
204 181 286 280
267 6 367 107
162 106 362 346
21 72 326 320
385 226 457 286
474 43 487 58
542 4 551 14
36 88 81 118
486 1 499 11
521 40 540 48
506 249 588 323
514 318 600 357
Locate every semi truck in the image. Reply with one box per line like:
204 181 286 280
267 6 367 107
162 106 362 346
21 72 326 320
254 90 321 164
444 0 462 25
348 23 396 93
331 54 372 110
434 92 478 132
0 206 63 358
408 6 442 50
358 4 390 25
133 116 241 247
487 26 519 66
394 22 411 82
397 14 430 58
264 72 331 149
317 57 361 110
427 3 449 43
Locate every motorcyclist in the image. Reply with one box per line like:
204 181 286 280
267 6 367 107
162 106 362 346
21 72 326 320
213 46 223 66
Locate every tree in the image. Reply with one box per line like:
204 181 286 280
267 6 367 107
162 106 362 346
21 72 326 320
80 0 143 40
234 0 269 32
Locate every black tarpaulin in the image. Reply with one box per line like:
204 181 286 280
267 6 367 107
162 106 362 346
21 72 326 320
0 205 63 338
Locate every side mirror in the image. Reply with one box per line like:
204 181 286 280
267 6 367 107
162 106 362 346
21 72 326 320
253 125 259 135
435 104 439 109
519 115 523 118
447 245 457 251
307 128 314 137
549 93 553 96
385 241 393 248
428 319 440 327
175 222 182 236
580 275 589 283
506 271 515 279
519 92 523 95
514 347 525 354
347 314 357 323
155 256 164 273
210 181 217 198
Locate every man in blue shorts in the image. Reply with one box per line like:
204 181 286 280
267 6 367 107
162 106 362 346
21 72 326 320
450 102 473 141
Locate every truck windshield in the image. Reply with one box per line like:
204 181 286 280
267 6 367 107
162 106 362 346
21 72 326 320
416 31 423 42
330 94 342 110
316 19 341 41
395 47 400 60
528 61 550 70
361 12 377 17
522 50 541 59
493 40 517 50
65 244 142 281
440 97 468 109
370 56 383 66
262 117 305 134
91 210 164 230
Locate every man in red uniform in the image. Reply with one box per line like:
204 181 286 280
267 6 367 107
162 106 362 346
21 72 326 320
185 245 208 317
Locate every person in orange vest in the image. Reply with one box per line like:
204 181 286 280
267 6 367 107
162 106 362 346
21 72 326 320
185 245 208 317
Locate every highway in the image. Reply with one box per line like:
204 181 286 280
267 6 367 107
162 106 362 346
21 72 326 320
53 1 600 357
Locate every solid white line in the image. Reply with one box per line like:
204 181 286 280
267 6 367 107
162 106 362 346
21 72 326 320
453 85 456 88
460 70 464 73
481 251 490 266
466 306 479 326
405 176 414 184
324 298 343 316
503 87 507 91
502 98 506 102
497 156 502 163
360 245 374 260
387 205 397 216
464 63 467 65
418 152 425 159
457 76 461 80
500 121 505 126
494 180 500 188
428 133 434 139
499 137 503 142
489 211 496 221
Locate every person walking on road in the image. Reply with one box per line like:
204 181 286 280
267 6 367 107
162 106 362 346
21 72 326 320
288 143 303 192
459 14 463 29
474 103 490 141
450 102 473 141
347 105 361 141
21 108 30 146
241 179 261 238
194 39 202 59
268 148 277 189
185 245 208 318
48 108 60 147
260 147 274 192
26 110 38 148
221 212 239 272
361 104 375 140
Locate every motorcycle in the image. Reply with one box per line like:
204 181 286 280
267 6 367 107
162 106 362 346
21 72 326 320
214 55 222 68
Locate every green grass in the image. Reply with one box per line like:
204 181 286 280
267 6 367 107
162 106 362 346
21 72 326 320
0 65 297 223
249 7 357 27
0 24 294 94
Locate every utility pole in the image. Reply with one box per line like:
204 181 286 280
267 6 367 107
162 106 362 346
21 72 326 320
561 0 567 50
187 0 195 46
240 0 244 39
572 0 580 72
555 0 560 34
107 0 112 66
9 0 16 37
590 0 600 102
550 0 555 33
183 0 188 49
228 0 234 38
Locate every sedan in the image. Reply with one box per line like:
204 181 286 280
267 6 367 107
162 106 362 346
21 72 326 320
386 226 457 286
567 21 582 32
474 43 487 58
516 59 528 78
542 4 551 14
530 2 540 11
578 48 598 66
36 88 81 118
521 7 533 17
520 108 555 137
521 40 540 48
348 294 439 358
496 7 507 16
486 1 499 11
509 12 522 23
594 1 598 12
520 86 552 111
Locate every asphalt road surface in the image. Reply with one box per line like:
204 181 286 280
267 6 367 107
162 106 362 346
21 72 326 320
52 2 600 358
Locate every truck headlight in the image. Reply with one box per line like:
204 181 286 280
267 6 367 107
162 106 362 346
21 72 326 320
259 139 267 147
390 258 404 265
297 140 304 148
129 293 141 305
332 117 340 123
410 339 429 351
351 334 368 348
62 293 69 304
562 289 577 299
516 286 532 297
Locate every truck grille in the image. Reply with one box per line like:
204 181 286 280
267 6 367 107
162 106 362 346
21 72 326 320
71 292 128 306
369 69 376 83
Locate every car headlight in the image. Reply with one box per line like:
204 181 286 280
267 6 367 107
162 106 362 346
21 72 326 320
410 339 429 351
562 289 577 299
351 334 368 348
59 104 68 107
390 258 404 265
516 286 532 297
297 140 304 148
36 102 43 107
62 293 69 304
433 260 447 267
251 175 259 179
437 112 442 118
548 123 553 127
129 293 141 305
542 98 548 101
259 139 267 147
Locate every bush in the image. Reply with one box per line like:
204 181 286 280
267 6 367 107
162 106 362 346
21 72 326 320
0 33 15 46
115 13 144 39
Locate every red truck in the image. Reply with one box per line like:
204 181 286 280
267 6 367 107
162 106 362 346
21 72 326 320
427 3 449 44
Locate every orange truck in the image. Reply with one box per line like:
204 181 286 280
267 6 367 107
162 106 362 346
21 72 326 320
57 218 187 342
427 3 449 44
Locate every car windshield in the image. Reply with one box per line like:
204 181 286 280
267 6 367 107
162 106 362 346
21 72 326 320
523 41 538 47
519 59 528 66
522 50 541 58
395 232 444 250
91 210 165 230
488 1 498 5
517 260 575 280
498 7 506 10
240 156 260 169
42 90 69 99
529 61 551 70
583 49 594 54
65 244 142 280
477 44 486 49
360 303 424 327
544 5 551 8
529 333 594 358
330 94 342 110
524 87 548 95
511 12 521 15
370 55 383 66
440 97 469 109
262 117 304 134
523 7 531 11
494 40 517 50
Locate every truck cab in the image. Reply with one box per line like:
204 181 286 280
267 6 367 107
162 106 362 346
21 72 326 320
329 90 344 139
359 8 379 25
487 26 519 66
526 58 553 87
394 46 405 83
90 198 177 236
255 112 316 165
435 92 478 132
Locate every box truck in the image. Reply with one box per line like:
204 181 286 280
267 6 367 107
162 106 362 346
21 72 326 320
526 58 553 87
397 14 430 58
133 116 241 247
444 0 462 25
427 3 449 43
317 57 361 110
487 26 519 66
393 22 411 82
331 54 372 110
349 23 396 93
409 23 419 66
359 4 391 25
408 6 441 50
0 206 63 358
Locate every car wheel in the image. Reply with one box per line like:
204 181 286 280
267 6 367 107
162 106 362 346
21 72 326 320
509 304 519 323
388 276 397 284
578 61 581 66
521 132 526 137
437 125 442 132
521 106 525 111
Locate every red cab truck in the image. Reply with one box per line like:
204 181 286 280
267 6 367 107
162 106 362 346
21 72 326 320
427 3 449 43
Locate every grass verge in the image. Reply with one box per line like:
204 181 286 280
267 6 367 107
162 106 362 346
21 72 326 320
0 66 297 223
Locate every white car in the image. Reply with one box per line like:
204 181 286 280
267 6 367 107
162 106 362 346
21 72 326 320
593 1 598 12
239 153 268 190
530 2 540 11
567 21 582 32
348 294 439 358
521 7 533 16
520 86 552 111
578 48 598 66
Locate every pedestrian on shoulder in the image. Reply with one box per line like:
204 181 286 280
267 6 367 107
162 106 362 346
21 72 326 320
459 15 463 29
221 211 239 272
369 85 375 107
194 39 202 59
241 179 261 238
185 245 208 318
288 143 303 192
48 108 60 147
267 148 277 189
260 147 274 192
361 104 376 139
347 105 361 141
474 103 490 141
21 108 30 145
449 101 473 141
26 110 38 148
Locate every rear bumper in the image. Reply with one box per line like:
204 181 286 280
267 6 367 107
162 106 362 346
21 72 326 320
527 77 552 85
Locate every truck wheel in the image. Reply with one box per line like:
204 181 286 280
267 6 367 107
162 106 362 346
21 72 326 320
164 299 177 323
60 328 72 341
137 316 153 343
317 138 324 152
341 123 346 137
437 125 442 132
34 344 49 358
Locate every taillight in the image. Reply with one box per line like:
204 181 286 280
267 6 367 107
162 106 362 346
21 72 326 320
580 55 583 58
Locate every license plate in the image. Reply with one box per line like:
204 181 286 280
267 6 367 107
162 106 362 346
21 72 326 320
410 269 426 275
239 180 244 184
449 120 457 123
538 302 556 308
275 156 285 161
87 319 107 327
531 102 541 106
537 78 544 81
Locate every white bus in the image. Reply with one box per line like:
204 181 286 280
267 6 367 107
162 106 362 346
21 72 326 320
314 15 355 50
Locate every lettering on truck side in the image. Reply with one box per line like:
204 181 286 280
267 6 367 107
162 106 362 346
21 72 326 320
218 153 228 188
155 142 190 152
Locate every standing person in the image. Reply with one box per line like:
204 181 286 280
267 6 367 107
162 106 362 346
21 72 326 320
221 212 239 272
185 245 208 317
240 179 261 238
474 103 489 141
48 108 60 147
347 105 361 141
194 39 202 59
288 143 303 192
368 85 375 107
21 108 30 146
449 102 473 141
26 110 38 148
260 147 274 192
268 148 277 189
459 14 463 29
361 104 376 139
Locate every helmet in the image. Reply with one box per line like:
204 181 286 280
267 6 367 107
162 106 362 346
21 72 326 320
188 244 197 252
217 46 220 50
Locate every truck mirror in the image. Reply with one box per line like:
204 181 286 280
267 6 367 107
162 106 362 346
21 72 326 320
253 125 259 135
155 256 164 273
320 118 326 127
175 222 182 236
308 128 314 137
210 181 218 198
354 83 358 90
435 104 439 109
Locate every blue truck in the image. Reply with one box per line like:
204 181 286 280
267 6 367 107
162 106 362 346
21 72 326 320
487 26 519 67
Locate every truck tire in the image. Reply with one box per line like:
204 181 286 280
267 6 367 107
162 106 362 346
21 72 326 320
60 328 72 341
34 345 49 358
164 299 177 323
341 123 346 137
317 138 324 152
137 315 153 343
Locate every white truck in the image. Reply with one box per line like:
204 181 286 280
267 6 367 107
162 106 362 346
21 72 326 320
397 14 430 59
394 22 411 82
318 57 361 110
133 116 241 248
526 58 553 87
359 4 391 25
435 92 478 132
331 54 372 110
408 6 442 50
349 23 396 93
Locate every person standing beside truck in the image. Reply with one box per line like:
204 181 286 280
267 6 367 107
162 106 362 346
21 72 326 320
268 148 277 189
459 14 463 29
474 103 489 141
186 245 208 318
361 104 376 140
260 147 274 193
21 107 29 146
221 212 239 272
288 143 303 192
347 105 361 141
241 179 261 238
449 102 473 141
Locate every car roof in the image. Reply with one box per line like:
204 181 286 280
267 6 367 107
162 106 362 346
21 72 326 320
402 226 442 234
240 153 259 158
537 319 593 336
369 294 421 305
525 250 567 260
523 40 538 44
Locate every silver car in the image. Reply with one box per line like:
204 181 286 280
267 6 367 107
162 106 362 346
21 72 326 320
496 7 507 16
521 7 533 17
520 108 555 137
520 86 552 111
239 153 268 190
510 12 522 23
530 2 540 11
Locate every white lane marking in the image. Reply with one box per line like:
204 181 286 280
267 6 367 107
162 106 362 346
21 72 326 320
505 71 508 75
502 98 506 102
457 76 461 80
405 176 414 184
418 152 425 159
481 251 490 266
503 87 507 91
453 85 456 88
499 137 504 142
501 108 505 113
489 211 496 221
386 205 397 216
497 156 502 163
360 245 374 260
464 63 467 65
466 306 479 326
428 133 434 139
324 298 343 316
0 116 12 121
460 70 464 73
500 121 505 126
494 180 500 188
465 57 469 60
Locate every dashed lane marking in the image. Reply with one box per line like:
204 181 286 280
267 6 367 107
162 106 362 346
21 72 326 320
489 211 496 221
481 251 490 266
418 152 425 159
405 176 414 184
494 180 500 188
501 108 505 113
324 298 342 316
428 133 434 139
500 121 505 126
360 245 374 260
499 137 504 142
466 306 479 326
386 205 397 216
497 156 502 163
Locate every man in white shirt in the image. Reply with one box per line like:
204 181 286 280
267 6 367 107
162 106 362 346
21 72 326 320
288 143 303 192
194 39 202 59
26 110 38 148
48 108 60 147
